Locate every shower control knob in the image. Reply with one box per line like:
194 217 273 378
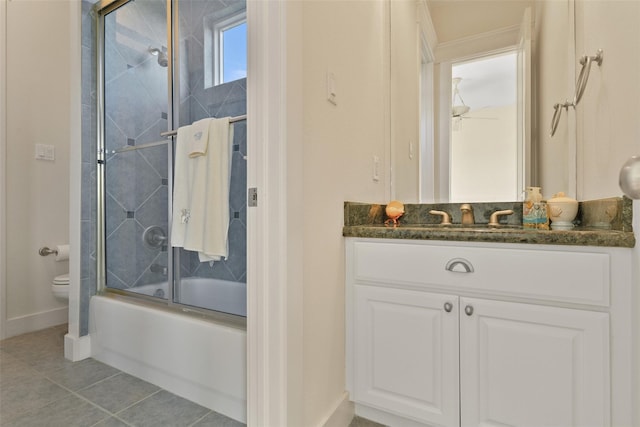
142 226 167 249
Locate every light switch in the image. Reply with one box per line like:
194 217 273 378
372 155 380 182
35 144 55 161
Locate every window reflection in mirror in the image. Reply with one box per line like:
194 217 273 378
450 52 519 202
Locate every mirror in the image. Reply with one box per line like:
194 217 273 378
390 0 576 203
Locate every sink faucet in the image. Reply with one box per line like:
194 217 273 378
460 204 474 225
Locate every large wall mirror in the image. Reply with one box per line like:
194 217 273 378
390 0 576 203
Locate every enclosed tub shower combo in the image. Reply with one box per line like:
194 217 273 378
87 0 248 422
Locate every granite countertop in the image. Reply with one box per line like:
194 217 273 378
343 198 636 248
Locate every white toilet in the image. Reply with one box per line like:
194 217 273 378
52 273 69 300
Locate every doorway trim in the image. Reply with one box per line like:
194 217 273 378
246 0 292 424
0 0 7 340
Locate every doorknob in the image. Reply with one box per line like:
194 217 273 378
464 305 474 316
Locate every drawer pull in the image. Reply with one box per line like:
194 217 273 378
465 305 474 316
444 302 453 313
445 258 474 273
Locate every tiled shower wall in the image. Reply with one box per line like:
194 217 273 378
80 0 247 335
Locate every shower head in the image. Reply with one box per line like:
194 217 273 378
148 46 168 67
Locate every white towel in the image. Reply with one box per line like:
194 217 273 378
187 118 210 158
171 117 233 263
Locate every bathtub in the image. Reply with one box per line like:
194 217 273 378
89 278 247 423
132 277 247 317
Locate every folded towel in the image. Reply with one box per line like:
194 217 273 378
188 118 211 158
170 117 233 263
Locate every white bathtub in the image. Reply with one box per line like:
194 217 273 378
89 279 247 423
132 277 247 317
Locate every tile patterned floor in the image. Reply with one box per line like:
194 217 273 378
348 416 386 427
0 325 245 427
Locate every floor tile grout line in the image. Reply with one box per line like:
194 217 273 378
0 370 112 426
187 409 214 427
113 388 164 416
0 377 73 423
41 368 164 424
42 361 122 391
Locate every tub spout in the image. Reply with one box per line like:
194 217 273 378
150 264 168 276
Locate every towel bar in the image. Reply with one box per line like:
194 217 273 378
160 114 247 138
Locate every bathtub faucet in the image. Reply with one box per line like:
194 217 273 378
150 264 168 276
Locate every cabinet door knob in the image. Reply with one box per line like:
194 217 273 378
444 302 453 313
464 305 474 316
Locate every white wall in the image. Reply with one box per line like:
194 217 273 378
292 0 390 425
391 0 420 203
575 0 640 200
534 0 575 198
4 0 71 337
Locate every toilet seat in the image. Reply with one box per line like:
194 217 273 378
53 273 69 285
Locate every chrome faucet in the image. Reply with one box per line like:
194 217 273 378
460 204 474 225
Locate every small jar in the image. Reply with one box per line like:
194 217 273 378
547 192 579 230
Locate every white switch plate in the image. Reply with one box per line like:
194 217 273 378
372 155 380 182
35 144 55 161
327 71 337 105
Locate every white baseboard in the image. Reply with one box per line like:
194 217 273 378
5 306 68 338
64 333 91 361
355 403 429 427
321 392 355 427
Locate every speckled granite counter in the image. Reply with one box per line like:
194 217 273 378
343 198 636 248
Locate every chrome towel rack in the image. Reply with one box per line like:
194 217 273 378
109 115 247 155
550 49 603 137
160 114 247 138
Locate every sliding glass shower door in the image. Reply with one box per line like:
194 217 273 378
100 0 171 299
97 0 247 317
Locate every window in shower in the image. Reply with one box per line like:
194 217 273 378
204 10 247 88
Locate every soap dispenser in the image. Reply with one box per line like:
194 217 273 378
523 187 549 229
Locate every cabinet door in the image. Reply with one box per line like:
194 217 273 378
353 285 459 427
460 297 610 427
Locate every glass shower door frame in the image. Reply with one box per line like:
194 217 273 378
95 0 176 308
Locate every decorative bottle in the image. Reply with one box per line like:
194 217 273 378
523 187 549 230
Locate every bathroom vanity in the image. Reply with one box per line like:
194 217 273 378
344 201 636 427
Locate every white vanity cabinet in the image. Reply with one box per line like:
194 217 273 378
346 238 633 427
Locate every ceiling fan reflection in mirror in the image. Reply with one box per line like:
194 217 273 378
451 77 497 131
451 77 471 118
